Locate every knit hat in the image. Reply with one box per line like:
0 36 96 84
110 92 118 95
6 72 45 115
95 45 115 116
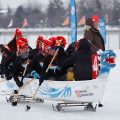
16 37 28 50
92 15 99 23
56 36 67 48
14 28 23 38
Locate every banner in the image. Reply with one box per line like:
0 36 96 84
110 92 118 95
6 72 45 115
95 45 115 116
22 18 28 28
78 16 85 26
99 17 106 44
70 0 77 43
61 17 69 26
7 19 13 28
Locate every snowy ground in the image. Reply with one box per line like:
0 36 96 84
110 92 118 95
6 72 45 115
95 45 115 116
0 50 120 120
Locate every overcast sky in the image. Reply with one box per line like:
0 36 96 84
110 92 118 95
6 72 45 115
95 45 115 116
1 0 70 9
1 0 50 8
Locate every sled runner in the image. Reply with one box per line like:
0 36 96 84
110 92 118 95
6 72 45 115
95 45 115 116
52 102 97 112
7 95 44 104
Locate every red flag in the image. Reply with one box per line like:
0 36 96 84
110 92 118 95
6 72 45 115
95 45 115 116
78 16 85 26
61 17 69 26
22 18 28 27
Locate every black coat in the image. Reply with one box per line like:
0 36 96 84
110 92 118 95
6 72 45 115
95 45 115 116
84 18 105 54
1 46 16 80
29 51 45 75
59 38 92 80
59 50 92 80
41 50 66 80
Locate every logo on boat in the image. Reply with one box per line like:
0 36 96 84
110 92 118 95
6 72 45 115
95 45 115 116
39 85 72 98
75 90 93 98
7 81 15 89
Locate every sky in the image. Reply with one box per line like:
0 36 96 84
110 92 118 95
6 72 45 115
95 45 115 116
0 0 69 9
1 0 50 9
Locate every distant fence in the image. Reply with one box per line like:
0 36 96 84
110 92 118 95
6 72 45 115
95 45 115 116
0 28 120 49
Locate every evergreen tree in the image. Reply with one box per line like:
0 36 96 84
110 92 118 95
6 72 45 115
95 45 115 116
46 0 66 27
14 5 25 27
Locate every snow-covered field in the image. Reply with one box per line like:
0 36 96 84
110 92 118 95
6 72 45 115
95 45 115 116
0 49 120 120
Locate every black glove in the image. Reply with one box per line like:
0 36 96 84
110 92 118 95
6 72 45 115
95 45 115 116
6 74 12 80
39 74 46 86
16 81 23 88
1 74 4 78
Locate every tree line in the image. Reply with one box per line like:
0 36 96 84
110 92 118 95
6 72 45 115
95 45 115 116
0 0 120 28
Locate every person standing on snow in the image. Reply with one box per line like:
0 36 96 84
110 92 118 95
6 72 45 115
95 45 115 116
84 17 104 107
84 15 105 54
